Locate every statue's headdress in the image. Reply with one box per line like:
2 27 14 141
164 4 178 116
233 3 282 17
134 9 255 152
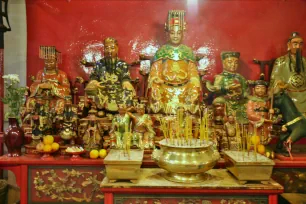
118 103 127 109
288 32 303 42
39 46 62 64
165 10 186 31
248 73 269 87
136 103 145 109
221 51 240 60
104 37 118 46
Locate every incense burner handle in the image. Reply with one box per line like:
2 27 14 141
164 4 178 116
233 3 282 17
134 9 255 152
152 148 161 164
212 148 221 161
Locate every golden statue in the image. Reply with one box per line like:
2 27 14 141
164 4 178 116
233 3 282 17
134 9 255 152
270 32 306 115
81 109 103 151
83 37 135 113
109 104 132 149
26 46 71 114
147 10 201 114
129 103 155 149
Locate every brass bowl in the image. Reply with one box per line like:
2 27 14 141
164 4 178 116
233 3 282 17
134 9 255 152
152 139 220 183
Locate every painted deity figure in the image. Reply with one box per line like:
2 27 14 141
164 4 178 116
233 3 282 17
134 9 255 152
81 109 103 151
223 114 240 151
247 74 274 145
129 104 155 149
57 96 78 145
109 105 132 149
270 32 306 115
26 46 71 115
147 10 201 114
83 37 135 113
206 51 249 124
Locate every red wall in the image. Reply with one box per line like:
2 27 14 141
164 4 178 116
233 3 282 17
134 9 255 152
26 0 306 90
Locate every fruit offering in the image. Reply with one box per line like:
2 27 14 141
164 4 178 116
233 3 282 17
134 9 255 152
66 146 84 153
90 150 99 159
36 135 59 152
99 149 107 158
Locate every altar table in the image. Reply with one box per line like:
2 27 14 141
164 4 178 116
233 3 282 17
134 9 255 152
101 168 283 204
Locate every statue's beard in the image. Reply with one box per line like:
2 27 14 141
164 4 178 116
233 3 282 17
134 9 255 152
296 48 303 73
105 57 116 69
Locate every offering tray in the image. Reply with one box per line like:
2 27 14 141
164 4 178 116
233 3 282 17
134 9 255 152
224 151 275 184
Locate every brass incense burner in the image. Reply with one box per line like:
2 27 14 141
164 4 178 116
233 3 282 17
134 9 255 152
152 139 220 183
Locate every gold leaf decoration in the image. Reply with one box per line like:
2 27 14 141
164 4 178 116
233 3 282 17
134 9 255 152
33 169 104 203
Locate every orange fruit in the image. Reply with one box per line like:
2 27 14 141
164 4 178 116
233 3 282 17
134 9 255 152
251 135 260 145
257 144 266 155
36 142 44 151
90 150 99 159
43 144 52 152
99 149 107 158
43 135 54 145
51 143 59 151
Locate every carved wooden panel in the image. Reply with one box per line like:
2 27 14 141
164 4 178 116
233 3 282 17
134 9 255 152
28 166 105 204
114 194 268 204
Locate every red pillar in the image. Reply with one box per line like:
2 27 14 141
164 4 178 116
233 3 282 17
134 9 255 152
269 194 278 204
20 165 28 204
104 192 114 204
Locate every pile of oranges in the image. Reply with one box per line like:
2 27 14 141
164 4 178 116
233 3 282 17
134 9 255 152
36 135 59 152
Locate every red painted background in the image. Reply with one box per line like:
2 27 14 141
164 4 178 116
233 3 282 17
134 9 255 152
26 0 306 93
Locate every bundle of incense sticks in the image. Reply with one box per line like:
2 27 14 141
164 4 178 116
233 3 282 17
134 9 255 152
160 118 169 142
200 109 209 144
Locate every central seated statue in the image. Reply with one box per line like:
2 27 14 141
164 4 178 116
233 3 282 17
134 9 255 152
147 10 201 114
84 37 136 113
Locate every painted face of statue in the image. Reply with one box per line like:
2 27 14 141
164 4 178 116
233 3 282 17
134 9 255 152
169 26 183 46
288 37 304 55
222 57 239 73
228 115 235 124
44 58 57 70
254 85 267 97
136 107 145 115
104 41 118 59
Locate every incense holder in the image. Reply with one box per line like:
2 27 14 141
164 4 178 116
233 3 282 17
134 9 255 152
152 139 220 183
104 149 144 183
224 151 275 184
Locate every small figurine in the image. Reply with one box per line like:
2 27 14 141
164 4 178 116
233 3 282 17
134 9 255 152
224 114 240 151
57 96 78 145
247 74 274 145
83 37 136 113
81 108 103 151
206 51 249 124
147 10 201 114
109 104 132 149
129 103 155 149
270 32 306 115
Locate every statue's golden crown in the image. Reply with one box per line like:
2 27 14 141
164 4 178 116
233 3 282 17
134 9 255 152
165 10 186 31
39 45 62 63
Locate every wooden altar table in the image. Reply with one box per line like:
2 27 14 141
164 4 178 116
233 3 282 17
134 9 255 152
101 168 283 204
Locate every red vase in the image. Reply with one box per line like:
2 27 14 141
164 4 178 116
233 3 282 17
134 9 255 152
4 118 24 157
